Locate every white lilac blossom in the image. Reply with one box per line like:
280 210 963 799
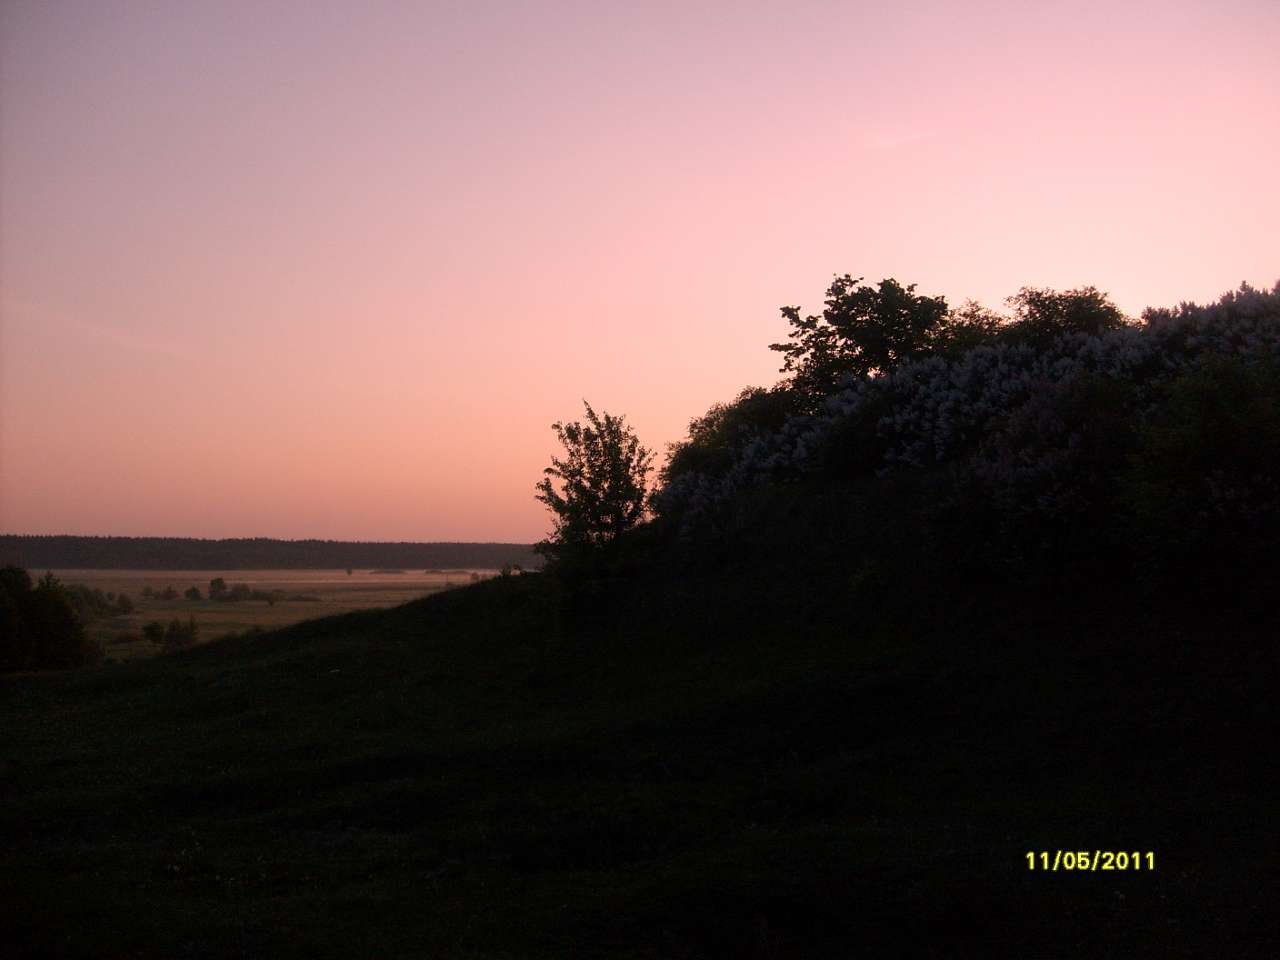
654 283 1280 529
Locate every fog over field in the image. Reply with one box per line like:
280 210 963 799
52 568 496 661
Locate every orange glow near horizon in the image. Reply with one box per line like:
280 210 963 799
2 1 1277 542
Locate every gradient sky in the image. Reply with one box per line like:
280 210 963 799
2 0 1277 542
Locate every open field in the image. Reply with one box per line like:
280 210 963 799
50 569 496 660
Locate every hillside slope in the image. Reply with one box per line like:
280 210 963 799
3 532 1277 958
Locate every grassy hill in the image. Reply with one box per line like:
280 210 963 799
7 282 1280 955
4 516 1277 957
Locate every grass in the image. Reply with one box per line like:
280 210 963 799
2 553 1277 957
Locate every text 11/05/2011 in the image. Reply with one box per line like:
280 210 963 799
1027 851 1155 871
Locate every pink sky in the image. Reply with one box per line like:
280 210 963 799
2 0 1277 542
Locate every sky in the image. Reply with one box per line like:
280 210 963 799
2 0 1277 543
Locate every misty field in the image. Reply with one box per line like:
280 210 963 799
52 569 494 660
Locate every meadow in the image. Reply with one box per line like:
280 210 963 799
50 569 494 660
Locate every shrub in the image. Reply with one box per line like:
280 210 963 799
163 617 199 651
956 372 1142 573
65 584 121 623
661 387 798 488
1122 356 1280 594
0 568 100 671
535 402 654 566
210 583 255 602
654 282 1280 533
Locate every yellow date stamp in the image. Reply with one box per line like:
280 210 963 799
1026 850 1154 871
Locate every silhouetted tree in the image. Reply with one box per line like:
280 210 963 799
184 586 202 601
928 300 1007 359
0 568 97 671
0 566 33 671
1002 286 1127 347
209 577 227 600
535 402 654 562
770 275 950 408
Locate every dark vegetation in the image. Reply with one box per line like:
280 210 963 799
141 617 199 651
0 569 101 672
0 536 539 571
1 570 138 671
3 278 1278 956
535 402 654 570
64 582 135 619
208 577 297 604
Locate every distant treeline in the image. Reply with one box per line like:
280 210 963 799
0 536 540 571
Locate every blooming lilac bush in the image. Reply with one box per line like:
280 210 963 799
653 282 1280 537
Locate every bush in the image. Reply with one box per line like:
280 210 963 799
65 584 121 623
162 617 199 651
184 586 202 601
535 402 654 566
0 568 100 671
1122 357 1280 595
211 583 259 603
654 281 1280 533
661 387 798 488
901 372 1141 580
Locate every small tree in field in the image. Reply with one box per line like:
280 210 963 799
535 402 654 563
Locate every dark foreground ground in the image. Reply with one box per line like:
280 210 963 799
3 551 1277 958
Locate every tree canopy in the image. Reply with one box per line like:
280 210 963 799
535 402 654 562
770 275 950 407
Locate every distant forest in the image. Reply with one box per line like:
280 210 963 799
0 536 540 571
